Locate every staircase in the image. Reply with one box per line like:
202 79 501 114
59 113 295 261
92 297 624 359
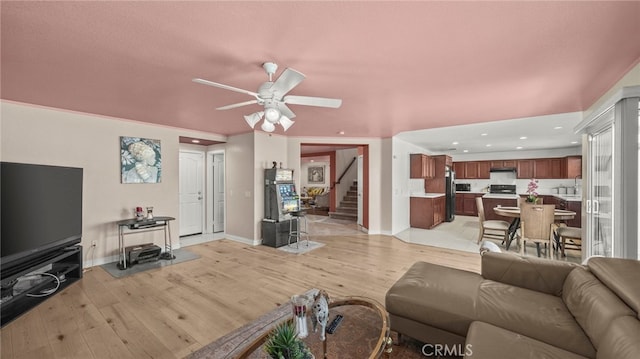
329 182 358 221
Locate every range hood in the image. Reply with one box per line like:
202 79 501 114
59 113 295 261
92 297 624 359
489 167 517 173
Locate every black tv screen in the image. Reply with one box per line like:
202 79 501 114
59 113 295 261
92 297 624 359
1 162 83 271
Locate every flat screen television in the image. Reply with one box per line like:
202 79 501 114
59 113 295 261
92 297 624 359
1 162 83 276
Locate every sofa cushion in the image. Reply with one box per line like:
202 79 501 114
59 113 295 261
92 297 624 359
464 321 590 359
481 252 579 296
476 280 596 358
562 267 635 349
596 316 640 359
587 257 640 319
385 261 482 336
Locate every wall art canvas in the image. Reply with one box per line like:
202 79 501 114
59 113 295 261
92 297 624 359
120 136 162 183
308 166 325 184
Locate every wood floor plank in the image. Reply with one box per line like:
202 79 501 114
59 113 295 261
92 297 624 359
2 234 480 358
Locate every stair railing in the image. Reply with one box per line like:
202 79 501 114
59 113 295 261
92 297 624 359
331 156 357 190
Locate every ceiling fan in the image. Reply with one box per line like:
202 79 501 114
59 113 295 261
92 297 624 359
193 62 342 132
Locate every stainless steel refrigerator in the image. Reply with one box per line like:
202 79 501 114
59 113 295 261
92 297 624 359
445 166 455 222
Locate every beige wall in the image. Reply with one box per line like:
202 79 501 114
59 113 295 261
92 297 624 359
253 132 289 242
1 101 225 266
223 132 256 243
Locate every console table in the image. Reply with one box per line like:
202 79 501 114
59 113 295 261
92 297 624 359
116 216 175 270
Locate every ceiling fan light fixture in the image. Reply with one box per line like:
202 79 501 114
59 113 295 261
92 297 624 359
279 116 295 131
261 120 276 133
264 107 281 123
244 111 264 129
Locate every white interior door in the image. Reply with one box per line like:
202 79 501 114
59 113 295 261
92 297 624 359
213 153 225 233
357 155 363 226
179 151 204 236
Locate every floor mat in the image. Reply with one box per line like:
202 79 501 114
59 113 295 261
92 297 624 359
100 248 200 278
277 240 325 255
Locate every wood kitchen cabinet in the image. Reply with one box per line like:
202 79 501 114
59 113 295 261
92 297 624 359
455 193 482 216
564 156 582 179
410 196 446 229
453 162 465 179
477 161 490 179
464 162 479 179
410 154 435 179
482 197 518 221
490 160 517 168
533 158 563 179
517 159 535 179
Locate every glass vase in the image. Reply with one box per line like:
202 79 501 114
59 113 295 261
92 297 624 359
291 294 311 338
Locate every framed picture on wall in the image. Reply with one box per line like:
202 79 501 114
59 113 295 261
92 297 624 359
120 136 162 183
308 166 325 183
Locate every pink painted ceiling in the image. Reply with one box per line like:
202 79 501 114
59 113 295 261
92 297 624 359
2 1 639 138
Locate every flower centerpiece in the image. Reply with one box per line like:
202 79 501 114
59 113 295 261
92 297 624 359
526 178 539 203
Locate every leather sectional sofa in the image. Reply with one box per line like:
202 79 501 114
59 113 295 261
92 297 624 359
385 252 640 358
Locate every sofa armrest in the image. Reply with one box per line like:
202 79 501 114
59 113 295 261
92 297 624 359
481 252 581 296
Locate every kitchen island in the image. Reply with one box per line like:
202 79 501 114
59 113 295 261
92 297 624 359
410 193 446 229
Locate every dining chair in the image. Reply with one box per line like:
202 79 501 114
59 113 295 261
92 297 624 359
520 203 556 258
475 197 510 245
555 226 582 257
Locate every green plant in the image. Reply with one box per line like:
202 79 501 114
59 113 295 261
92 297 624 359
264 321 313 359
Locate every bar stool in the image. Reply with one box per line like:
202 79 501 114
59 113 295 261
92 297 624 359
556 226 582 257
288 211 310 248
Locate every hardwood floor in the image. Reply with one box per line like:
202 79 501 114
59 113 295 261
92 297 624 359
0 235 480 359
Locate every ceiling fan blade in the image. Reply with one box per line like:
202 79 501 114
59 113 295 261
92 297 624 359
216 100 259 110
270 68 306 98
192 78 259 98
283 95 342 108
275 102 296 119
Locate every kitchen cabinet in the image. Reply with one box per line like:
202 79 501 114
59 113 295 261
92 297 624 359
410 154 435 179
464 162 479 179
517 159 535 179
490 160 517 168
533 158 563 179
477 161 490 179
564 156 582 179
455 156 580 180
555 198 582 228
482 197 518 221
455 193 483 216
453 162 465 179
410 196 446 229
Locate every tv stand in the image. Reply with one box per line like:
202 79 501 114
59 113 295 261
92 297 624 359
1 245 82 327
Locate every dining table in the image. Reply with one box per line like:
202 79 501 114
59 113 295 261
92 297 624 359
493 206 577 250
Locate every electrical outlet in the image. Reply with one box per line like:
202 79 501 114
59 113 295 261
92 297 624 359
91 240 97 247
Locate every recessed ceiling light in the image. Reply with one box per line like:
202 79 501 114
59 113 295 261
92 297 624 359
463 149 469 153
452 141 459 145
481 133 488 136
191 139 200 143
310 159 315 162
519 136 527 140
337 130 345 135
486 144 492 147
571 141 578 144
554 126 563 130
516 146 523 150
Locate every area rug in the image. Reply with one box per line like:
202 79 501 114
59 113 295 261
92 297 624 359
277 241 325 255
101 248 200 278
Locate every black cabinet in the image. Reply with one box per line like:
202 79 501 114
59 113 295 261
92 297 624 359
1 246 83 327
262 220 297 248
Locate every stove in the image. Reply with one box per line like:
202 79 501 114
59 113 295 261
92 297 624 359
489 184 517 195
